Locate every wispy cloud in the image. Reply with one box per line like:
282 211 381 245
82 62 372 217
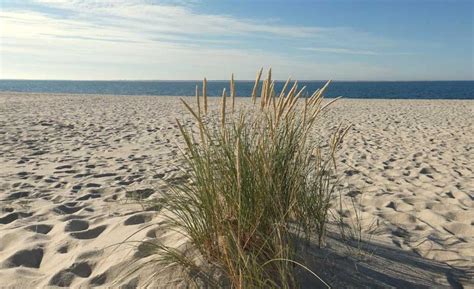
32 0 331 38
1 0 407 80
301 47 379 55
300 47 413 56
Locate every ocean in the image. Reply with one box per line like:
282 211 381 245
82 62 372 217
0 80 473 99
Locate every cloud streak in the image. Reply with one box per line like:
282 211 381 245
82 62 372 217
1 0 410 80
33 0 331 38
300 47 413 56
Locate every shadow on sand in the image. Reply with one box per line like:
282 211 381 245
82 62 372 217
298 230 473 288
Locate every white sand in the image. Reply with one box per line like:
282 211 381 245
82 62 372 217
0 93 473 288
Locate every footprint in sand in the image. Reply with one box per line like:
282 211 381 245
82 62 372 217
0 212 33 224
124 213 153 226
65 219 89 232
71 185 82 192
85 183 101 188
55 165 72 170
92 173 117 178
70 225 107 239
25 224 53 234
68 262 93 277
134 242 157 258
49 261 94 286
1 207 14 213
75 192 101 201
89 272 107 286
3 247 44 268
54 204 84 215
125 188 155 199
3 191 29 201
57 244 69 254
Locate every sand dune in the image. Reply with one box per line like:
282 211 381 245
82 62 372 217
0 93 472 288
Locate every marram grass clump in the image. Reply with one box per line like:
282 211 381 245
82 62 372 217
158 69 348 288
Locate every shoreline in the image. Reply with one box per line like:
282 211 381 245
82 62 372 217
1 91 474 100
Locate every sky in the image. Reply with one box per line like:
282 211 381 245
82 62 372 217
0 0 473 80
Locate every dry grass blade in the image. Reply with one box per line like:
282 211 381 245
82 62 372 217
321 96 341 112
231 73 236 112
221 88 227 131
251 68 263 104
180 98 207 144
195 85 201 117
203 77 208 114
279 80 298 116
314 80 331 101
279 77 291 99
264 68 272 107
180 98 200 121
260 79 268 110
284 86 306 119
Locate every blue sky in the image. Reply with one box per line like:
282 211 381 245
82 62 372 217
1 0 472 80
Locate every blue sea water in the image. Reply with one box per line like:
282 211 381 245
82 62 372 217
0 80 473 99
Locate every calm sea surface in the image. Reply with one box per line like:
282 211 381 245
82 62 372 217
0 80 473 99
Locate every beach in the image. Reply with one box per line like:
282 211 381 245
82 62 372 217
0 93 473 288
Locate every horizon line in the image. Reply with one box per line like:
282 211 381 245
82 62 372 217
1 78 473 82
